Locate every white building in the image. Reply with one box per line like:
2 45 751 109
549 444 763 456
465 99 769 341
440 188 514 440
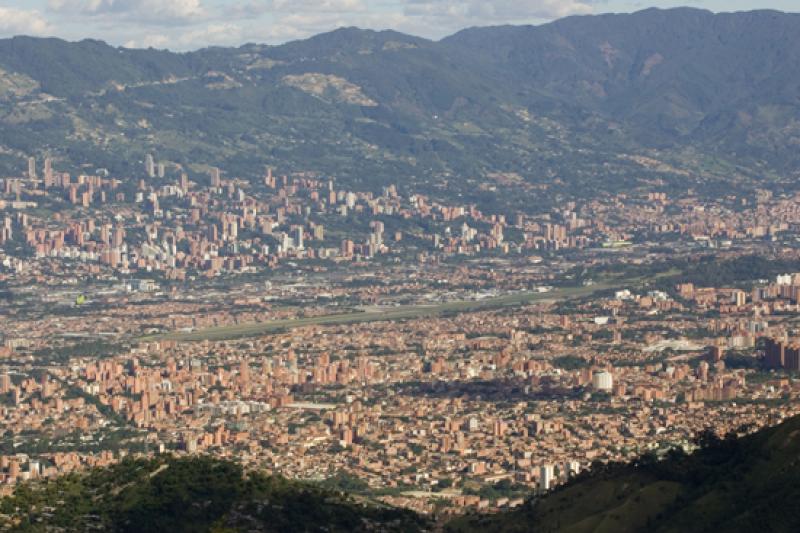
539 464 554 492
565 460 581 478
145 154 155 178
592 370 614 392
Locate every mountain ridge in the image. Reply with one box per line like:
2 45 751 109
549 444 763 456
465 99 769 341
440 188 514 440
1 8 799 207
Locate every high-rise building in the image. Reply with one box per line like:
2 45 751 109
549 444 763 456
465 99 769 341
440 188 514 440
281 232 292 252
293 226 304 250
565 461 581 478
592 370 614 392
786 345 800 372
764 337 786 369
27 157 36 179
0 374 11 394
539 464 554 492
145 154 155 178
697 361 710 382
40 374 49 399
43 157 52 186
112 227 126 248
341 239 354 257
239 359 250 384
733 290 747 307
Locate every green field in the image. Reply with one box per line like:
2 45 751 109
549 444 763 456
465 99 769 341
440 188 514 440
148 281 619 343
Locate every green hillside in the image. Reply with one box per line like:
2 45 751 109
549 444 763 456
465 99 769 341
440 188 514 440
0 456 428 532
446 414 800 532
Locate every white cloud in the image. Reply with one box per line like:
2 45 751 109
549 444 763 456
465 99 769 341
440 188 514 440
402 0 594 24
36 0 598 50
220 0 594 46
174 22 246 48
122 23 264 50
48 0 207 25
0 7 53 36
123 33 170 49
227 0 366 17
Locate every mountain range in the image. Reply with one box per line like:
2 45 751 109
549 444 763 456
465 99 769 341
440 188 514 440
1 8 800 207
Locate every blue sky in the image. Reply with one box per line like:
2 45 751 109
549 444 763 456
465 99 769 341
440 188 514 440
0 1 797 50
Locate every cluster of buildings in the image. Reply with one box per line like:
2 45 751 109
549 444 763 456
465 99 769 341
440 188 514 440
2 157 800 514
0 158 604 284
763 337 800 371
5 157 800 289
1 266 798 511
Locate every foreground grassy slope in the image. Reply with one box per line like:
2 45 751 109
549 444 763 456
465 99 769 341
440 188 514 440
447 414 800 532
0 456 428 532
3 415 799 532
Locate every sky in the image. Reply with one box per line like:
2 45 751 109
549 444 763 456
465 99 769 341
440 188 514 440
0 1 797 51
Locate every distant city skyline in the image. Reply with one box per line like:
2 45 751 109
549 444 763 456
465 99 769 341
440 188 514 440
0 1 797 51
